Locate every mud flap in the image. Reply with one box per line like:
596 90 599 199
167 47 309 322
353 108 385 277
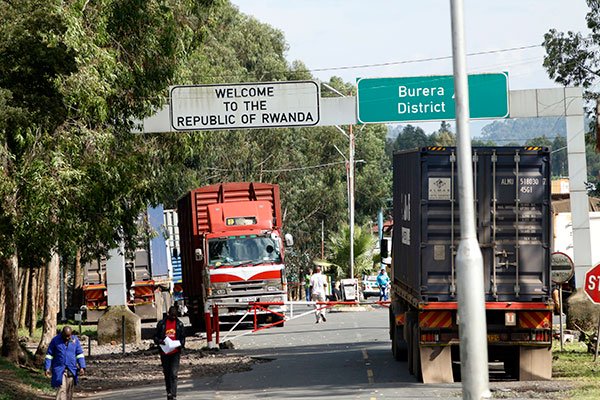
519 347 552 380
420 346 454 383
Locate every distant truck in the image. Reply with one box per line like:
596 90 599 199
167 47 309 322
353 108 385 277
178 182 292 331
163 209 184 305
385 147 553 383
82 206 176 322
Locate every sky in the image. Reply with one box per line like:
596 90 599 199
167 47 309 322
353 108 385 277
230 0 591 135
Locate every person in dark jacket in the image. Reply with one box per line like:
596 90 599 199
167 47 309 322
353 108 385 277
154 306 186 400
44 326 86 400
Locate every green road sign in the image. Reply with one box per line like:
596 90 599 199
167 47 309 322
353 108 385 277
356 73 509 123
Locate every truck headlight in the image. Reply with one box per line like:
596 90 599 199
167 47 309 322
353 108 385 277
215 289 227 295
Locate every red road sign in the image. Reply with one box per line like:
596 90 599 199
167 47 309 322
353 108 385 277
584 263 600 304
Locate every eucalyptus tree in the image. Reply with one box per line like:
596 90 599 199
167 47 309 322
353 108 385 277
0 0 216 361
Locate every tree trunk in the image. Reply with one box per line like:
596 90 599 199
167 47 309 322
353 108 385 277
35 252 59 360
0 265 5 349
37 263 45 314
27 268 37 337
1 253 24 362
71 249 83 308
19 267 30 329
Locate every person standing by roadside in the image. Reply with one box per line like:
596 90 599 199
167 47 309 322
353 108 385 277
44 326 86 400
310 265 328 323
304 268 313 301
377 267 390 301
154 306 187 400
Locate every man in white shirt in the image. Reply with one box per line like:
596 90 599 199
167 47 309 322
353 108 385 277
310 265 328 323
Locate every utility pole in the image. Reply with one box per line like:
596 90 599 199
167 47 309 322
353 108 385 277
449 1 490 399
322 81 356 281
349 124 355 280
321 219 325 259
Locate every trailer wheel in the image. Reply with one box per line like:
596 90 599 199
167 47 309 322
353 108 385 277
389 308 394 340
189 314 206 333
503 348 520 379
392 323 408 361
274 315 285 328
412 323 422 382
405 312 417 375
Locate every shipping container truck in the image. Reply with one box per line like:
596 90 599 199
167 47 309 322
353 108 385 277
82 206 175 321
386 146 553 383
164 209 184 305
178 182 292 331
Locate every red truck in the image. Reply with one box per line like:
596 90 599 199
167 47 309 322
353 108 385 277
178 182 292 331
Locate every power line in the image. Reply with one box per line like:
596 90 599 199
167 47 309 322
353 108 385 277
204 160 348 173
191 43 542 81
308 44 541 73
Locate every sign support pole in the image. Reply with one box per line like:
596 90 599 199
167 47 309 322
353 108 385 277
595 314 600 362
450 1 490 398
559 287 564 352
349 124 355 280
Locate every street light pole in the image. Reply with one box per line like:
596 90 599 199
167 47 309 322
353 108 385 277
348 124 355 280
333 124 355 280
325 79 356 281
450 1 490 399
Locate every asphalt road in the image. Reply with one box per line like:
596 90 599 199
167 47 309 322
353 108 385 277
90 307 463 399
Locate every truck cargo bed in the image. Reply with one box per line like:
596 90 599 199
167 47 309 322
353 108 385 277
392 147 551 303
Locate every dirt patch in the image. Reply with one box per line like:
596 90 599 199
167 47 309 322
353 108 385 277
489 381 575 399
79 346 257 393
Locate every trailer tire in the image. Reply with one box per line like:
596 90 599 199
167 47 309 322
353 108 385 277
412 323 422 382
189 314 206 333
274 316 285 328
392 324 408 361
504 350 519 379
405 312 417 375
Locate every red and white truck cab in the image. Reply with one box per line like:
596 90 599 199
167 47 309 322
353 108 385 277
178 182 291 330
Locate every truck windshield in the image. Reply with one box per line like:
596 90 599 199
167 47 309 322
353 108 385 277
208 236 282 267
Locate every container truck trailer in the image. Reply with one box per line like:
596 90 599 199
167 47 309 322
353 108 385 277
82 206 175 321
387 146 553 383
164 209 184 305
177 182 292 331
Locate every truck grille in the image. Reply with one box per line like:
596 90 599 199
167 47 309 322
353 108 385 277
228 280 265 292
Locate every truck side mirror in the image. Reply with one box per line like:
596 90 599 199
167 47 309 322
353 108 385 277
380 238 389 258
194 248 204 261
284 233 294 247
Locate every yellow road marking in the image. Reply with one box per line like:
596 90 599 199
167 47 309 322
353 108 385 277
363 348 374 384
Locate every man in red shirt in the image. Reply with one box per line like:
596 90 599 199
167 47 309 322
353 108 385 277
154 306 186 400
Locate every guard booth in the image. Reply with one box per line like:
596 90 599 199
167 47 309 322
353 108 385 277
340 278 359 301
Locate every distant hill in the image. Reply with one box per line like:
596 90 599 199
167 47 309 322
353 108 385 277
386 117 572 145
387 124 404 140
477 117 566 144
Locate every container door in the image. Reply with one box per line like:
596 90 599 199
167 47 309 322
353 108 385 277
480 148 550 302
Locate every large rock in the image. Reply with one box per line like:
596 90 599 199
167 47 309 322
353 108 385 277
97 306 142 345
566 289 600 332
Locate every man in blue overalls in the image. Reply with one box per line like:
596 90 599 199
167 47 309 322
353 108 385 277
44 326 86 400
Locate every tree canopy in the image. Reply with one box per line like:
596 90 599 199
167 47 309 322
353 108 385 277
0 0 394 360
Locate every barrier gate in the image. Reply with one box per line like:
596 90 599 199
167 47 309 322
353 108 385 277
203 300 390 348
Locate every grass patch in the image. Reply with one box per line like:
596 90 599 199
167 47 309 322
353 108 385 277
19 322 97 342
0 356 53 399
553 342 600 399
